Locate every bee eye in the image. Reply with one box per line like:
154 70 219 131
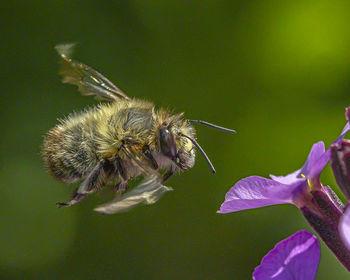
159 128 176 160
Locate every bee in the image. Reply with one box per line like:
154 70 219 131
42 44 236 214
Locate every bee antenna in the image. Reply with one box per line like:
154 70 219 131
188 120 236 134
180 134 216 174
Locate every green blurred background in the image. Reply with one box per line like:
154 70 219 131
1 0 350 279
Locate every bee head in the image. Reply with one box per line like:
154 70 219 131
157 114 196 171
156 112 236 174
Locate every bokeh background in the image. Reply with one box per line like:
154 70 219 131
1 0 350 279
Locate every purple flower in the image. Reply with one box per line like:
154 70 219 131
218 123 350 214
219 108 350 271
218 142 325 213
332 140 350 250
331 140 350 200
340 207 350 250
253 230 320 280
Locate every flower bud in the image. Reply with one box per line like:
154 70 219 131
331 140 350 200
345 107 350 122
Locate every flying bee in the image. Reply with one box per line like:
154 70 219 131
42 44 236 214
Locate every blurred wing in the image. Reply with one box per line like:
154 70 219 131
55 44 130 102
94 175 173 214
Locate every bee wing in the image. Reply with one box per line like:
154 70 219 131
94 175 173 214
55 44 130 102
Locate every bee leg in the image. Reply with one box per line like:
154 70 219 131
112 181 128 201
162 168 176 183
143 147 158 169
115 155 127 180
57 160 113 208
114 155 129 194
115 180 128 191
56 191 87 208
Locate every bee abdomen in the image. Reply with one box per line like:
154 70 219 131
42 123 99 183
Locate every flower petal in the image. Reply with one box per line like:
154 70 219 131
271 122 350 185
299 141 325 176
270 170 301 184
269 142 325 185
339 205 350 250
253 230 320 280
218 176 305 213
